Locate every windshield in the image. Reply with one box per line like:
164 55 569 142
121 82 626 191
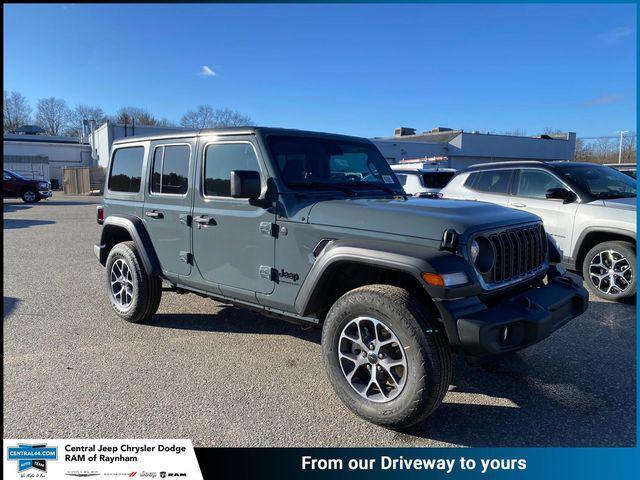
266 135 402 193
4 169 25 180
555 164 636 199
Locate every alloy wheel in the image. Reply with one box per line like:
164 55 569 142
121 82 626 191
110 258 134 308
338 316 408 403
588 249 633 296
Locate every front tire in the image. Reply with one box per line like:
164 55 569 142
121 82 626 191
22 188 38 203
105 241 162 323
322 284 451 429
582 241 636 301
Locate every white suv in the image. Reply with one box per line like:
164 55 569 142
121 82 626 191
441 161 637 301
391 163 456 197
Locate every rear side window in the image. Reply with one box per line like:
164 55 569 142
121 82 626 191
108 146 144 193
204 143 260 197
150 145 190 195
395 173 408 186
472 170 513 194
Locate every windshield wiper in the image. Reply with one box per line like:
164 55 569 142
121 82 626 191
595 192 637 199
287 182 356 196
337 182 401 196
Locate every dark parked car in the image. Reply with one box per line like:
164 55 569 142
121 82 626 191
3 169 52 203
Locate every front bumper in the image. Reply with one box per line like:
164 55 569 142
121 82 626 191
38 190 52 198
435 268 588 355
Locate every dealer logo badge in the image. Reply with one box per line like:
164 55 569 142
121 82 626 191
7 443 58 473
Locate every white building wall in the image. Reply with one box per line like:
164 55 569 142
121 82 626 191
3 140 92 185
92 123 188 167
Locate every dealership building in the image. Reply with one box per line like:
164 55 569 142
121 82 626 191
372 127 577 169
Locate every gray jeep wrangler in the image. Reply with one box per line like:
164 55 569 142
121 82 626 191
95 127 588 428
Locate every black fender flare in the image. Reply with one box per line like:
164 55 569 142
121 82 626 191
99 215 161 275
294 239 480 316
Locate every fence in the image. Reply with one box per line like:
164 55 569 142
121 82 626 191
62 167 105 195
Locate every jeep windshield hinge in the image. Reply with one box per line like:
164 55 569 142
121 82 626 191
259 221 278 238
259 265 278 281
179 251 193 264
179 213 192 227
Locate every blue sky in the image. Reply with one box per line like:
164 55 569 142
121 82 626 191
3 3 636 138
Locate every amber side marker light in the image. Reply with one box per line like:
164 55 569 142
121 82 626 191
422 272 469 287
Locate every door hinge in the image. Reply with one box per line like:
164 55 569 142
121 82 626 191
179 214 192 227
259 222 278 238
259 265 277 281
179 251 193 264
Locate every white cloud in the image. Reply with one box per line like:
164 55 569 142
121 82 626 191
582 93 624 107
198 65 216 77
598 26 634 44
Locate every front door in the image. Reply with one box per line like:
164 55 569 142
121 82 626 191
509 168 579 256
3 171 19 197
191 138 275 295
143 140 195 277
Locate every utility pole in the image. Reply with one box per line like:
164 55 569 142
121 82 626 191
617 130 629 164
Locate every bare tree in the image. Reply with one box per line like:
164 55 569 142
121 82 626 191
212 108 252 127
66 104 107 136
180 105 252 129
180 105 216 129
3 90 32 133
115 106 158 126
35 97 71 136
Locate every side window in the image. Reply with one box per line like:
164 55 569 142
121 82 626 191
464 173 477 188
204 143 260 197
108 146 144 193
515 170 565 199
473 170 512 194
395 173 408 186
150 145 190 195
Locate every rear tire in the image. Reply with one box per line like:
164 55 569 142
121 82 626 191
105 241 162 323
322 284 451 429
582 241 636 301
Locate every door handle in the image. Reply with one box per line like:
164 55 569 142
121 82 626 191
511 203 527 208
145 210 164 219
194 215 216 226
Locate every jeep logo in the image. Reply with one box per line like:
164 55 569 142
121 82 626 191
279 269 299 282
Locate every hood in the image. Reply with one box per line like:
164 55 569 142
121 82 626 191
601 197 637 211
307 197 540 243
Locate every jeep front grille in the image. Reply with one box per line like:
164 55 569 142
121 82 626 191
481 223 547 287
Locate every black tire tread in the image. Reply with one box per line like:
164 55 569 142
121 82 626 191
105 241 162 323
322 284 451 429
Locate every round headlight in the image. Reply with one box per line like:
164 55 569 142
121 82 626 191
470 240 480 263
471 236 495 274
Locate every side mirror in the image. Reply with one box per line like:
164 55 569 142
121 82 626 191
230 170 261 199
545 187 577 203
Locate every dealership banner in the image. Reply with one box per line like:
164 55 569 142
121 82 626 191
3 439 202 479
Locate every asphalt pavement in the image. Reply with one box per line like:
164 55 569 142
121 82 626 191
3 194 636 446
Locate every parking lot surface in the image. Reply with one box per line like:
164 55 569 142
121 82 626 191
3 195 636 447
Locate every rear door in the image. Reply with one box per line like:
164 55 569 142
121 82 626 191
508 168 579 254
191 137 275 298
464 168 513 206
143 139 196 277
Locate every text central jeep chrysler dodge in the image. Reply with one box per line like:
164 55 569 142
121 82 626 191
95 127 588 428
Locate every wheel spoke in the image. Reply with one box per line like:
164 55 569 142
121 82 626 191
338 316 408 403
